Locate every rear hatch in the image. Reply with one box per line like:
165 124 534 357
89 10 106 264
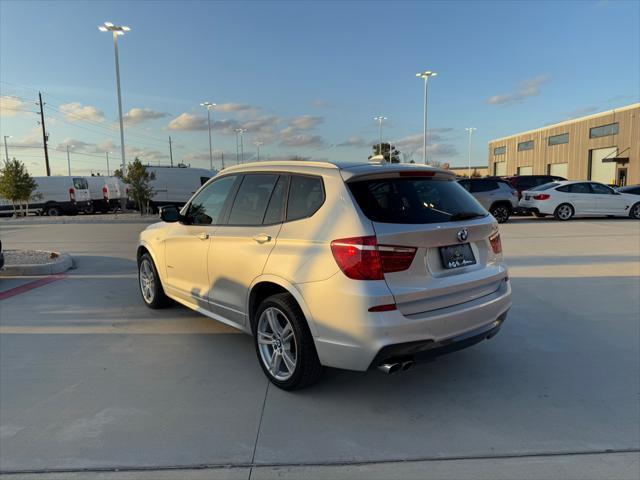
345 169 506 315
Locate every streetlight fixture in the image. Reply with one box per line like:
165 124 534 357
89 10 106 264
3 135 11 162
374 116 387 159
465 127 477 178
416 70 437 164
200 101 216 170
66 144 75 176
99 21 130 178
254 140 263 161
235 128 247 164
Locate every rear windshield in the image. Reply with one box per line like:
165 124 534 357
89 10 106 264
530 182 560 191
73 178 89 190
348 178 487 224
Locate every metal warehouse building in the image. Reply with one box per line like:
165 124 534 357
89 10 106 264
488 103 639 186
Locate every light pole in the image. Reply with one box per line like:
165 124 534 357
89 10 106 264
235 128 246 164
3 135 11 162
374 116 387 159
416 70 437 164
99 22 130 178
66 144 74 176
254 141 263 161
200 101 216 170
465 127 477 178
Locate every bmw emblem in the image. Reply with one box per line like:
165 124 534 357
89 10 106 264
457 228 469 242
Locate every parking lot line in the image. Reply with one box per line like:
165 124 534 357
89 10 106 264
0 274 67 301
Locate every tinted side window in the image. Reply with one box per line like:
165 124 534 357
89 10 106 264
556 185 570 193
470 180 498 193
458 180 471 191
228 174 279 225
569 183 591 194
200 176 211 186
533 177 553 187
590 183 614 195
286 175 324 221
263 175 288 224
187 175 237 225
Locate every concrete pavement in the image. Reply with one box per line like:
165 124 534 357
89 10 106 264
1 218 639 478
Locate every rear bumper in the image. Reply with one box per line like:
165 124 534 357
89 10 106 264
369 311 507 369
299 273 512 371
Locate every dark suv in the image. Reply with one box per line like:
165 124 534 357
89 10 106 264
506 175 566 200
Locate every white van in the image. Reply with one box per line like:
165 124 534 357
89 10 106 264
21 176 91 216
145 166 216 211
85 176 123 213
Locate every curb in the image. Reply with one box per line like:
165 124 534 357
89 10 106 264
0 252 74 276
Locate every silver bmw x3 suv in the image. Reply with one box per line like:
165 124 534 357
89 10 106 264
137 160 511 390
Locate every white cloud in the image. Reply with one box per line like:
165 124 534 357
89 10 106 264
338 136 367 148
290 115 324 130
215 103 255 113
487 75 550 106
0 95 29 117
394 132 458 160
59 102 106 122
280 127 325 148
168 113 208 131
123 107 168 125
313 100 329 108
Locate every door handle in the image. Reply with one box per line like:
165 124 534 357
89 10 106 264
197 232 209 240
252 234 272 243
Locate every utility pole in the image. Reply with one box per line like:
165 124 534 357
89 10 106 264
168 136 174 167
254 141 263 161
3 135 10 163
416 71 437 164
106 152 110 175
37 92 51 176
465 127 477 178
66 144 73 176
235 128 247 164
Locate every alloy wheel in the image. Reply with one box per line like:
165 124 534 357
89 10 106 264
557 205 572 220
257 307 297 381
139 258 155 304
632 203 640 219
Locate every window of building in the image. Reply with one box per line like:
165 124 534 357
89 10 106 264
590 123 619 139
517 140 534 151
494 146 506 156
548 133 569 146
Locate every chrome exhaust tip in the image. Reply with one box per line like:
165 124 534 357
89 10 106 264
377 362 402 374
401 360 414 371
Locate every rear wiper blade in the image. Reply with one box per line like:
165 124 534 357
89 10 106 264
449 211 486 221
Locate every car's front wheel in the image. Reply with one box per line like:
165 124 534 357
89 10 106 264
253 293 323 390
138 252 172 309
630 202 640 220
554 203 574 221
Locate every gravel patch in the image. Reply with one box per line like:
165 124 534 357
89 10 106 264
4 250 61 266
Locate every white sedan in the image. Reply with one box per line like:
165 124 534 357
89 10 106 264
519 180 640 221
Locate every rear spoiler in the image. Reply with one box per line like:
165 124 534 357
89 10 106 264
341 167 455 183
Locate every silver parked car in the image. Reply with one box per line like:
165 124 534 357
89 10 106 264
137 160 512 390
457 178 519 223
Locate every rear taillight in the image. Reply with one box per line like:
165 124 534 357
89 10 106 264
102 186 108 200
533 194 550 200
69 187 76 202
330 236 417 280
489 232 502 255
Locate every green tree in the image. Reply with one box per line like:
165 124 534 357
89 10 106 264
0 158 38 217
122 157 155 215
369 142 401 163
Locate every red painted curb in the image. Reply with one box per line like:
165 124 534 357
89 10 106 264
0 274 68 301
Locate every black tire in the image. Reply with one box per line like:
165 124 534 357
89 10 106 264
252 293 323 390
45 204 62 217
490 204 511 224
138 252 172 309
554 203 574 221
630 202 640 220
532 212 548 218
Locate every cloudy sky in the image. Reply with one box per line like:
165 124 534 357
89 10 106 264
1 0 638 175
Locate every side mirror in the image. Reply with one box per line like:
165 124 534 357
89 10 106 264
160 205 181 223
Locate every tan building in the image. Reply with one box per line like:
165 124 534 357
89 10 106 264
488 103 639 186
447 165 489 177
